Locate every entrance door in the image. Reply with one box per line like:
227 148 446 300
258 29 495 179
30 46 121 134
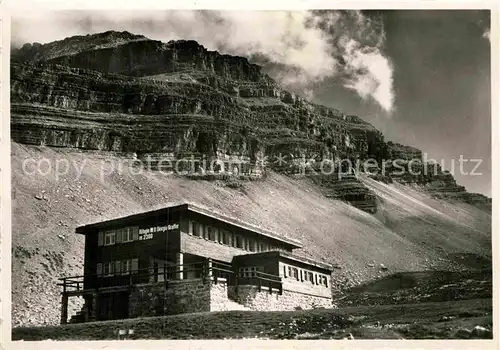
112 292 129 320
99 292 129 320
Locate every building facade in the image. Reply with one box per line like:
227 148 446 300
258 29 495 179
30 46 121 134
59 203 334 324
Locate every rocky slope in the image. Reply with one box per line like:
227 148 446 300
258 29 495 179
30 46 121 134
11 31 490 212
11 143 491 326
10 31 492 326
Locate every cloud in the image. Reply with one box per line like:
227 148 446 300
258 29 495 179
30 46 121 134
12 10 395 112
342 39 394 112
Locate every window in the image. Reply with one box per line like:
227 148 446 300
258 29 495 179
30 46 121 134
207 226 216 241
193 222 201 237
235 235 243 249
103 262 113 276
249 239 256 252
322 276 329 287
308 272 314 284
97 259 137 278
122 227 134 242
122 260 132 275
288 266 292 277
239 266 260 278
104 231 116 246
292 267 299 280
221 230 229 245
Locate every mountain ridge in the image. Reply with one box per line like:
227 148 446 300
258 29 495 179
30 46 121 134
10 31 491 327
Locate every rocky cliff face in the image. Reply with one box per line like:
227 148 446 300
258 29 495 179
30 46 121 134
10 31 492 328
11 31 490 212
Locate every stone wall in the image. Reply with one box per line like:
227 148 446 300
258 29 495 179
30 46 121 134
209 278 232 311
128 277 234 317
228 285 333 311
128 279 211 318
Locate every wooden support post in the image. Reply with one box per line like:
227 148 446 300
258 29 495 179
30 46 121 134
176 253 184 280
60 293 69 325
207 258 213 280
92 292 99 321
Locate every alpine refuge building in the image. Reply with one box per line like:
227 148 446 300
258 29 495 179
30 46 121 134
59 202 334 324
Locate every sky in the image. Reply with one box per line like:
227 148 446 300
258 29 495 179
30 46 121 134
11 10 492 196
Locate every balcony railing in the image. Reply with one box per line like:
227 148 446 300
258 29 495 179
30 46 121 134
236 270 283 293
58 260 254 294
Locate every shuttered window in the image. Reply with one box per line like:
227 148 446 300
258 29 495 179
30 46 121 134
221 230 229 245
104 231 116 246
216 228 223 244
132 226 139 241
121 260 132 275
192 222 200 237
114 261 121 275
122 227 135 242
207 226 216 241
99 227 140 246
131 258 139 274
103 262 113 276
235 235 243 248
249 239 256 252
116 229 123 243
97 259 139 278
323 276 329 287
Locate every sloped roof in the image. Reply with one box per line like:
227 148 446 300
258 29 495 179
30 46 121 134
75 201 302 249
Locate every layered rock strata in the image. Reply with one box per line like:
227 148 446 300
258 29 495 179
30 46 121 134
11 31 490 212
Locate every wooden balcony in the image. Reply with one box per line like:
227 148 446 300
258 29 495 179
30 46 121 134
58 258 283 324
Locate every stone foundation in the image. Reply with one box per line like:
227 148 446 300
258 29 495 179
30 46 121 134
228 285 333 311
129 279 211 318
128 277 233 318
209 278 231 311
127 279 333 318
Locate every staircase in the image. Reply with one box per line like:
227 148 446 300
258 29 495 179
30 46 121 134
68 309 86 324
218 299 251 311
68 302 90 324
211 298 251 311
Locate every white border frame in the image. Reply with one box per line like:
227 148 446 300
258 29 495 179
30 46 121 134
0 2 498 349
